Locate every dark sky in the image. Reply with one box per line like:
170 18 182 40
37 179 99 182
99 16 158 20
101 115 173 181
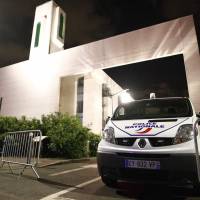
0 0 200 68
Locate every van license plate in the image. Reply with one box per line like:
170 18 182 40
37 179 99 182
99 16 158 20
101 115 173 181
125 159 160 170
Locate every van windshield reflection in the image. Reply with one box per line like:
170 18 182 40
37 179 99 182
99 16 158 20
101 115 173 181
112 98 192 120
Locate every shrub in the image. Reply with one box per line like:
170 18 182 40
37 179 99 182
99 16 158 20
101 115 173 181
18 116 41 131
0 116 19 133
41 113 90 158
0 116 41 133
88 132 101 157
0 113 100 159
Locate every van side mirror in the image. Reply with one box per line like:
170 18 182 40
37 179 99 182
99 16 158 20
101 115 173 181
106 116 111 124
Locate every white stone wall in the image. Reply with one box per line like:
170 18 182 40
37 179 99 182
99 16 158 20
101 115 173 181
59 75 77 115
82 70 121 133
0 15 199 123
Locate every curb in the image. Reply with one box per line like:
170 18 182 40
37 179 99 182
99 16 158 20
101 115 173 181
38 157 96 168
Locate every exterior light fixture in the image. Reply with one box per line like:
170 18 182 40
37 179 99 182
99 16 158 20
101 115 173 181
119 89 134 104
110 89 134 113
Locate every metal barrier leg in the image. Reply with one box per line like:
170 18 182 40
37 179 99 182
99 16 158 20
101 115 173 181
31 166 40 179
1 161 5 168
7 163 14 174
19 165 27 177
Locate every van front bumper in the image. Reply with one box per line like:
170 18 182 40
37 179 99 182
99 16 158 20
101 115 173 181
97 152 199 184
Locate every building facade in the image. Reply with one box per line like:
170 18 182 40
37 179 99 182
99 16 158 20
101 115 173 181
0 1 200 133
59 70 121 133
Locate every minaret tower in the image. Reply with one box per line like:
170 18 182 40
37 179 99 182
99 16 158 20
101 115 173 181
29 1 66 59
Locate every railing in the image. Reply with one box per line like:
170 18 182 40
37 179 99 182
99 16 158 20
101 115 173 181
1 130 42 179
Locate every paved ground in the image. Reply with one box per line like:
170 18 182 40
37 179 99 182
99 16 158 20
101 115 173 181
0 159 200 200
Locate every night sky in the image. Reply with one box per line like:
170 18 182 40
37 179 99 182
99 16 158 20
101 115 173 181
0 0 200 68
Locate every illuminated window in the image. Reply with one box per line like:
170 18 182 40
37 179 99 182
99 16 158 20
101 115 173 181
34 22 41 47
58 13 64 39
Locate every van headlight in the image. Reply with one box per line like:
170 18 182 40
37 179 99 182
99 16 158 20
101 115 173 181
174 124 193 144
102 127 115 144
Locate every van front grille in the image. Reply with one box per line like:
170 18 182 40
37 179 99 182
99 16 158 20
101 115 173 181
149 138 174 147
115 138 136 146
115 137 174 147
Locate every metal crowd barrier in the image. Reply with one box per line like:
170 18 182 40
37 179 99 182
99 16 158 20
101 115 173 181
1 130 42 179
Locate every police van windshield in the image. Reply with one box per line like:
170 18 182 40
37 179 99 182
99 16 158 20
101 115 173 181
112 98 193 120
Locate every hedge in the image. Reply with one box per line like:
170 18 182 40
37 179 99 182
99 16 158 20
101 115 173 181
0 113 101 159
88 132 101 157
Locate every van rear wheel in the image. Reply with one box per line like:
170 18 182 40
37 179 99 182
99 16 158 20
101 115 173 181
101 176 117 188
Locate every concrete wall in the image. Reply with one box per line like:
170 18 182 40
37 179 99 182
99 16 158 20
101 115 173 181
0 61 60 118
0 15 199 122
83 70 121 133
59 75 77 115
83 74 102 133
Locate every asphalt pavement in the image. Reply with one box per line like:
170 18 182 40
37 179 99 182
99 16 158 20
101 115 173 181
0 158 200 200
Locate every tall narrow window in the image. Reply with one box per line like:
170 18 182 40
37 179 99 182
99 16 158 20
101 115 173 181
76 77 84 123
58 13 64 39
34 22 41 47
0 97 2 113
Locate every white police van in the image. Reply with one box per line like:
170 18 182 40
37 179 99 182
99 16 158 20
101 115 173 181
97 96 200 188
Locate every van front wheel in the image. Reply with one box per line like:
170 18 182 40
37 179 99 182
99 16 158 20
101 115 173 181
101 176 117 188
